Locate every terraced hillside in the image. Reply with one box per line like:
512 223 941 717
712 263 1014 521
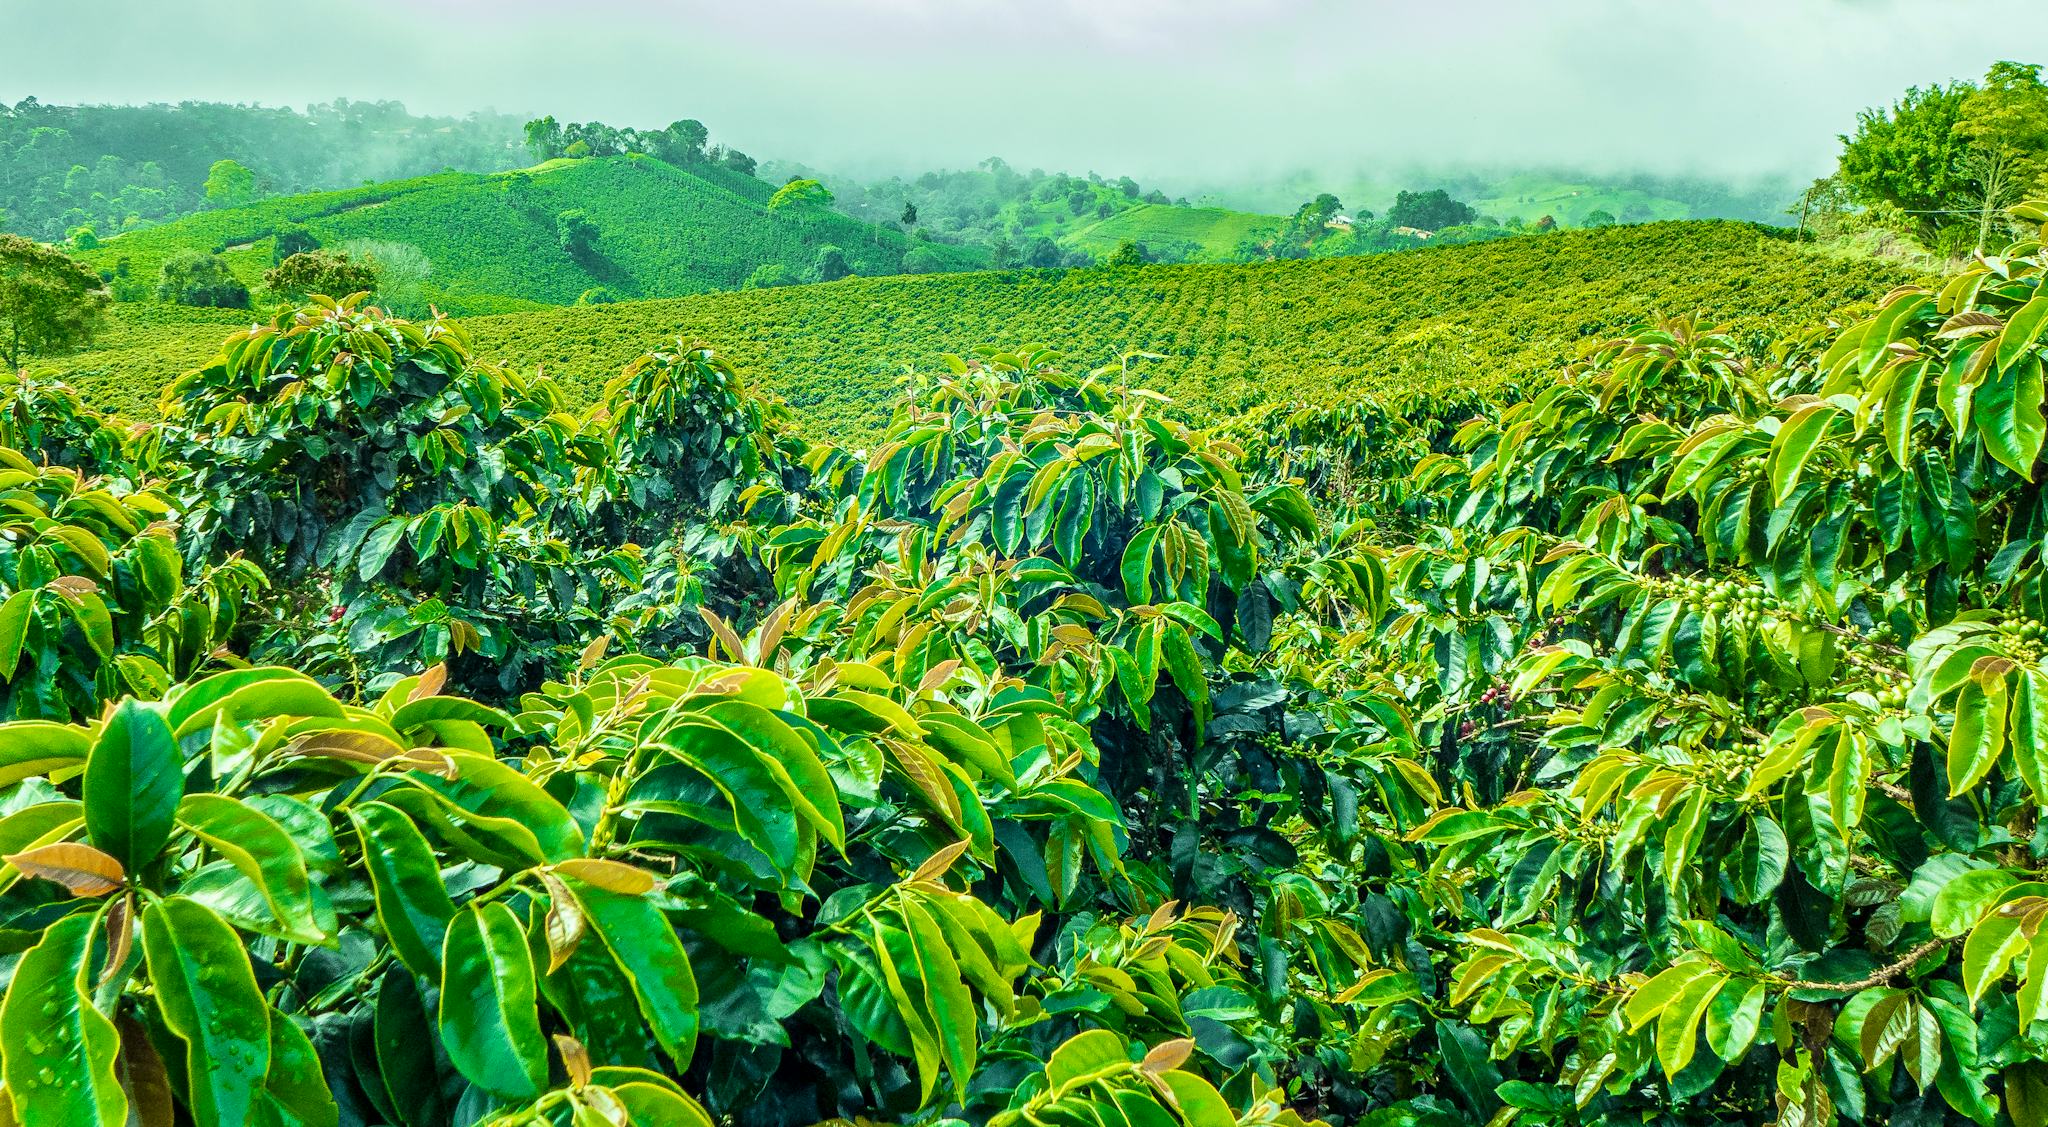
40 221 1909 441
75 155 983 314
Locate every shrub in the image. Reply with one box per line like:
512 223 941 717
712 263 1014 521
262 249 378 303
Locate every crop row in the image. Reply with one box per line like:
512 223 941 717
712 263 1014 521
36 220 1909 442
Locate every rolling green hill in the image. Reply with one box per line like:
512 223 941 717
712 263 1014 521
37 221 1908 442
75 155 986 315
1059 204 1271 259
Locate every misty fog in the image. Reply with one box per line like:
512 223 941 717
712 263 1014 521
4 0 2037 204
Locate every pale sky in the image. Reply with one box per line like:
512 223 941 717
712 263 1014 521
3 0 2041 187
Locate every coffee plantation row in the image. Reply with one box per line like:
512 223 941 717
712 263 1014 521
1 202 2044 1127
35 221 1908 444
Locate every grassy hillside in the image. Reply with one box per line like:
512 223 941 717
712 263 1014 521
38 221 1908 441
76 155 985 315
1059 204 1271 259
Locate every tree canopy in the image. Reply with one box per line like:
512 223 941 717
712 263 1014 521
154 249 248 308
1837 60 2048 248
201 157 256 208
1387 188 1478 231
768 177 835 213
0 234 107 367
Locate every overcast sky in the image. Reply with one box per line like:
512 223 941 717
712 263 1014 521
3 0 2040 188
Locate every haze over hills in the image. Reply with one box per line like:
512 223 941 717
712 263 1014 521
49 122 1822 323
8 95 1836 311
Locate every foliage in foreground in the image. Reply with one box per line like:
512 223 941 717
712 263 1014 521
3 204 2048 1127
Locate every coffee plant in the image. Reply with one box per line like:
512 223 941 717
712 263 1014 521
0 201 2045 1127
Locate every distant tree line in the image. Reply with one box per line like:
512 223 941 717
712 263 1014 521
791 156 1189 260
1232 187 1530 263
521 116 757 176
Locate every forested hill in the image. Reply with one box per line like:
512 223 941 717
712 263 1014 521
40 220 1908 440
71 154 985 314
0 97 523 241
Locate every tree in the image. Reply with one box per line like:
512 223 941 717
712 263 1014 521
722 149 757 176
1024 237 1062 269
900 201 918 228
557 209 599 258
563 139 592 159
1953 146 2030 252
1107 239 1146 268
202 158 255 208
263 249 379 303
649 119 709 165
154 250 249 308
65 224 97 249
1955 61 2048 164
744 263 796 289
900 246 943 274
1837 82 1973 239
522 115 565 162
768 178 834 214
813 245 852 282
1386 188 1476 231
1953 61 2048 250
1836 62 2047 245
0 234 108 369
1581 208 1617 227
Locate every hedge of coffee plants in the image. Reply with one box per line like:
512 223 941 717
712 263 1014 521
37 220 1909 444
0 202 2045 1127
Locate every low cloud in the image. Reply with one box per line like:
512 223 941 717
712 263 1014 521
4 0 2032 192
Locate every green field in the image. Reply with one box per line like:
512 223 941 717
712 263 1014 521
75 155 984 314
39 220 1908 441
